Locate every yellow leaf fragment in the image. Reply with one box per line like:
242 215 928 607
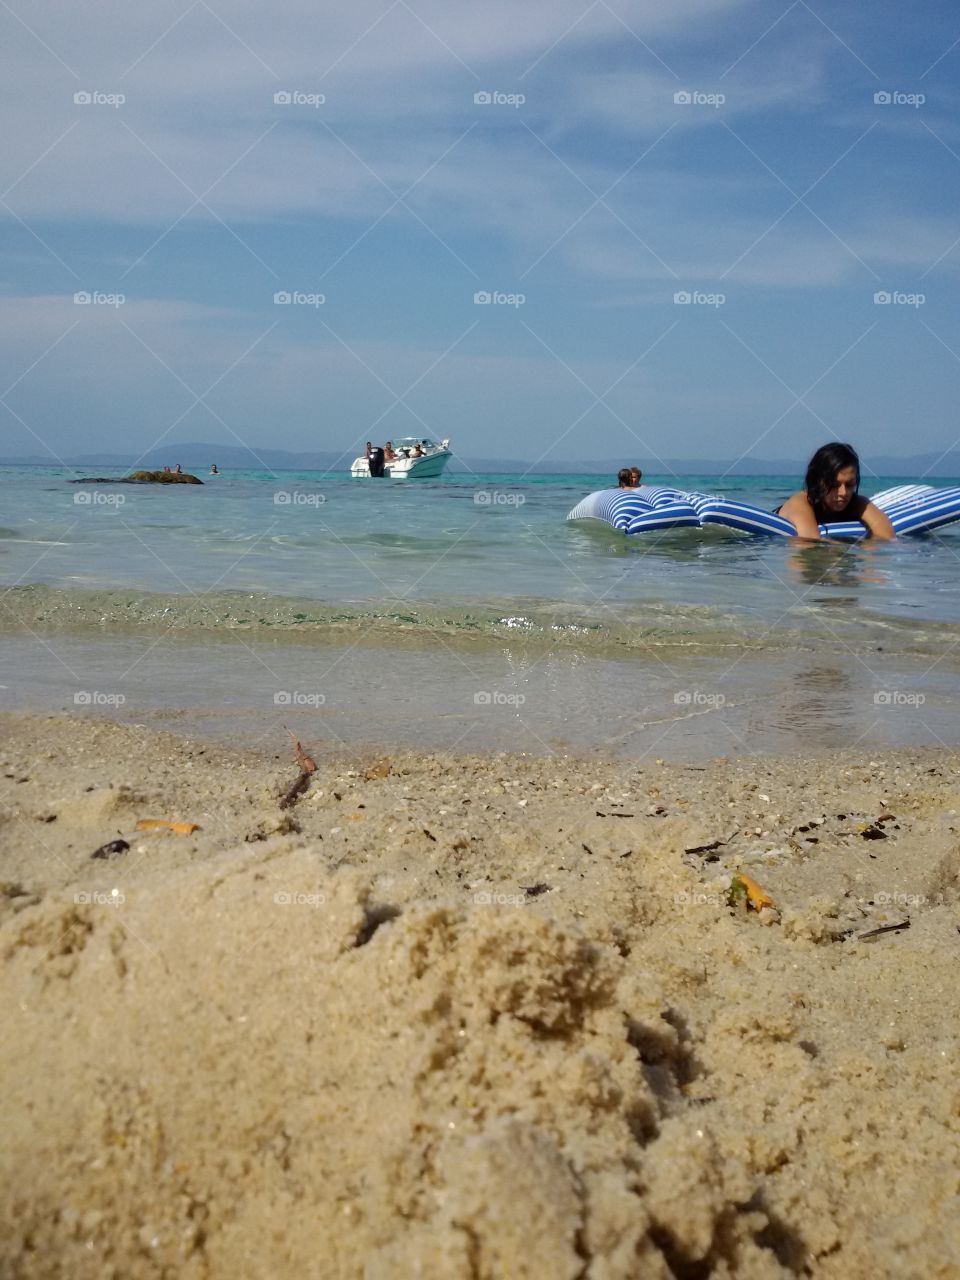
736 871 775 912
136 819 200 835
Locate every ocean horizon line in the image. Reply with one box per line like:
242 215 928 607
3 457 960 480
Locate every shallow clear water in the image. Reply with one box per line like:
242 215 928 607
2 466 959 633
1 632 955 762
3 465 959 757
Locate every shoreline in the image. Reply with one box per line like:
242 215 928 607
2 712 959 1276
4 582 959 658
2 629 957 761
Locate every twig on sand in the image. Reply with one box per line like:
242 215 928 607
858 919 910 940
280 730 317 809
280 772 312 809
685 828 740 857
288 730 316 776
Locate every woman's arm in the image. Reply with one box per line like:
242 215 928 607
778 492 822 539
858 499 896 541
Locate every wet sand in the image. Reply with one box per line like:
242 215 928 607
2 712 959 1277
2 627 958 762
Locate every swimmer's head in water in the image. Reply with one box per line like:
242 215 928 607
805 442 860 514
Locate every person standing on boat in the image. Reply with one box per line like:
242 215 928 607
777 443 895 540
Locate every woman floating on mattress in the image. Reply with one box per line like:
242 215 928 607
777 443 896 541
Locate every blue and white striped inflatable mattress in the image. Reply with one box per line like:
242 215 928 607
566 484 960 538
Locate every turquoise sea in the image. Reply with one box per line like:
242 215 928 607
2 465 959 758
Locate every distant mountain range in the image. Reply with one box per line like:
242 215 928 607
2 442 958 477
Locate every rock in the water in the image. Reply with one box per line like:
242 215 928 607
126 470 203 484
70 472 204 485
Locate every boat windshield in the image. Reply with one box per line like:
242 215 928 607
393 437 433 449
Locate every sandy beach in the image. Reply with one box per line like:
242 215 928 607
2 710 958 1278
6 0 960 1267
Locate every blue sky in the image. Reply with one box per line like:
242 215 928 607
2 0 960 468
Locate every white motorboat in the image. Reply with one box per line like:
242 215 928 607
351 436 452 479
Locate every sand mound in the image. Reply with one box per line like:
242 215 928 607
1 715 959 1278
2 857 771 1279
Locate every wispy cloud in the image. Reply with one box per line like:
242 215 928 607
2 0 959 461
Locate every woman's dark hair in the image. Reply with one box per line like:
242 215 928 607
617 467 633 487
804 442 860 508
